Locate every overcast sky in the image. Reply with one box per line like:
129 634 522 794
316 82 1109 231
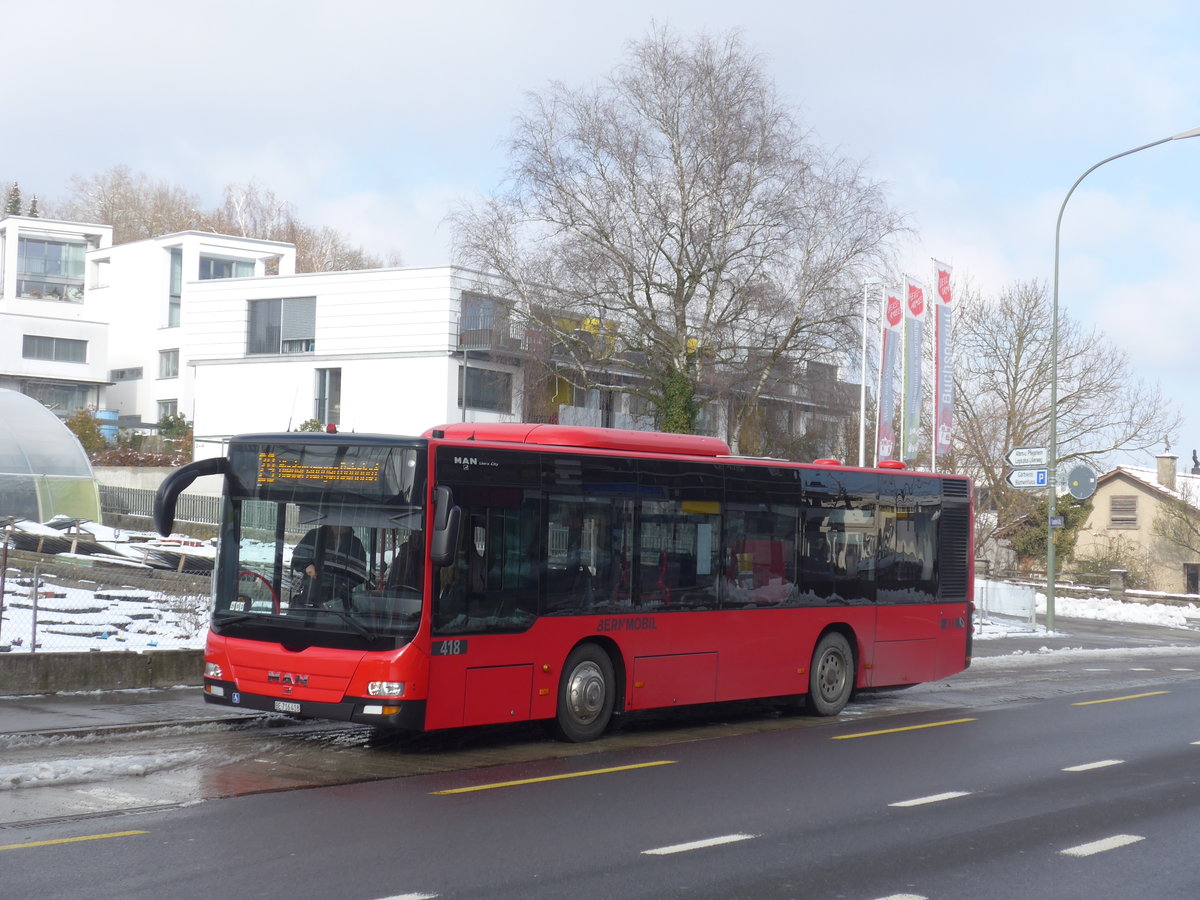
9 0 1200 462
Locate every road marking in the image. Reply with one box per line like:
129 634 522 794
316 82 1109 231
376 894 439 900
832 718 976 740
1062 760 1123 772
1171 668 1194 672
1061 834 1144 857
643 833 757 856
1128 667 1154 672
889 791 972 808
875 895 928 900
0 831 148 852
432 760 676 794
1083 668 1111 671
1073 690 1169 706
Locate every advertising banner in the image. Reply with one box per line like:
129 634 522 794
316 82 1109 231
933 260 955 456
901 277 926 462
876 287 904 462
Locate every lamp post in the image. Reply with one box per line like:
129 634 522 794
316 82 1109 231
859 277 883 468
1047 126 1200 631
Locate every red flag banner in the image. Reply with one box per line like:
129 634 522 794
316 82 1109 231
933 260 955 456
901 277 926 462
876 287 903 462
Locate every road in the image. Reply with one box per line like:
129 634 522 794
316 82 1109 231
1 622 1198 899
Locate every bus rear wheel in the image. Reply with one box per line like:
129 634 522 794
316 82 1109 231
552 644 615 742
805 632 854 716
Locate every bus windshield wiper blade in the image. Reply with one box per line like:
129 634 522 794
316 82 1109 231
316 607 375 639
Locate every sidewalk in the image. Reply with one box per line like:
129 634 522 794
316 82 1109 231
2 617 1197 738
0 685 261 737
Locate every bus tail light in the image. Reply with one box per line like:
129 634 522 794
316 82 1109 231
367 681 406 697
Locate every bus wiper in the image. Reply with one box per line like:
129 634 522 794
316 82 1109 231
214 612 257 626
316 607 375 639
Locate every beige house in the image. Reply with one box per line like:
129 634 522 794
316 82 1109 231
1074 453 1200 594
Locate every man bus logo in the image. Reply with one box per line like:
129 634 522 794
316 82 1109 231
267 671 309 686
454 457 478 466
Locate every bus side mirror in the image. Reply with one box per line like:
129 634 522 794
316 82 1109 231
430 485 461 567
154 457 230 536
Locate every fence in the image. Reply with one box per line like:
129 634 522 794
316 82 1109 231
0 548 209 654
100 484 221 526
975 577 1037 633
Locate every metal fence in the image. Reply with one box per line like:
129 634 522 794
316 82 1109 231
0 550 209 654
975 578 1037 633
100 484 221 526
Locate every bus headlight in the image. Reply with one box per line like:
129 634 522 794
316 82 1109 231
367 681 406 697
205 662 223 679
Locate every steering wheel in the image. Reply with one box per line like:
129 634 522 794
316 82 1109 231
237 570 279 614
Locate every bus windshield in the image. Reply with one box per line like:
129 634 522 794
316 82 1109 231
210 438 428 649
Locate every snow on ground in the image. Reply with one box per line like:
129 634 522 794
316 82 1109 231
0 573 206 653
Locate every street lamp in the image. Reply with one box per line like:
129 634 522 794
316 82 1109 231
1047 126 1200 631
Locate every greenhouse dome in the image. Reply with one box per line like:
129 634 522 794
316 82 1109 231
0 389 101 523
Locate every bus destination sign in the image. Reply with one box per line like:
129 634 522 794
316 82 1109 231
257 452 382 485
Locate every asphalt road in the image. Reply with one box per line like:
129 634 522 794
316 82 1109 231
2 618 1199 899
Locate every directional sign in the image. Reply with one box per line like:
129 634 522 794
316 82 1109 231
1005 446 1048 468
1006 468 1048 489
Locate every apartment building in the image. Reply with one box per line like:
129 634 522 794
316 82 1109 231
0 216 113 416
86 231 295 428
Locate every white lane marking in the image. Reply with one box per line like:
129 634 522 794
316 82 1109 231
1062 759 1124 772
643 833 757 856
1061 834 1144 857
889 791 972 808
1129 667 1154 672
376 894 439 900
1172 668 1195 672
1083 668 1111 672
876 895 928 900
1192 741 1200 746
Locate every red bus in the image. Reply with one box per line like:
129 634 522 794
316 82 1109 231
155 423 973 742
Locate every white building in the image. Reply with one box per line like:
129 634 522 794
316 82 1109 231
86 231 295 429
0 216 114 416
185 266 530 457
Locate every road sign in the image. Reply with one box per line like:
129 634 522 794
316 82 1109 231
1006 468 1048 489
1005 446 1048 468
1049 515 1065 528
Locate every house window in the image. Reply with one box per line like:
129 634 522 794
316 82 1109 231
159 349 179 379
22 335 87 363
246 297 316 355
1185 564 1199 595
157 399 178 421
17 238 85 302
168 248 182 327
199 257 254 280
316 368 341 425
110 367 143 382
458 366 513 413
1109 495 1138 529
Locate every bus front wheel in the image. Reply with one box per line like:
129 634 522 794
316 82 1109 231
805 632 854 716
552 644 615 742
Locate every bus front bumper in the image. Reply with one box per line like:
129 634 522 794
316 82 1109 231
203 678 426 729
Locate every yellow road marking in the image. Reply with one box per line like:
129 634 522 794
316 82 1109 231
433 760 676 794
831 718 977 740
1073 691 1170 706
0 830 148 852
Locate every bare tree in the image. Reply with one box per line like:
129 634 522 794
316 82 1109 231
954 279 1179 548
56 165 206 241
51 168 395 273
451 27 904 443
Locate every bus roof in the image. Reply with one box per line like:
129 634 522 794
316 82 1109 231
422 423 731 457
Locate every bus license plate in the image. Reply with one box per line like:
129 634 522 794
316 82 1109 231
274 700 301 713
